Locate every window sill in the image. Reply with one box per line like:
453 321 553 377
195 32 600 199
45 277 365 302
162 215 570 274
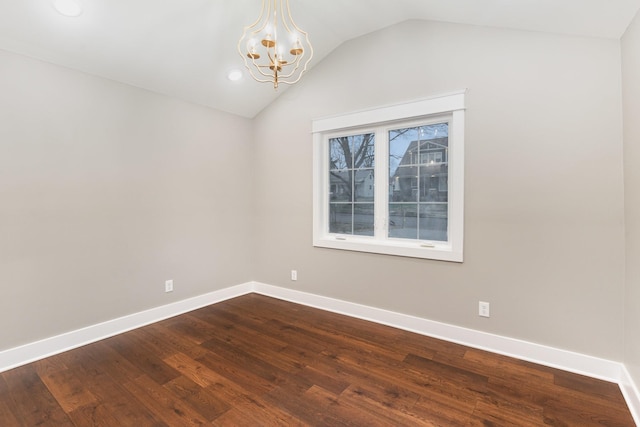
313 235 463 262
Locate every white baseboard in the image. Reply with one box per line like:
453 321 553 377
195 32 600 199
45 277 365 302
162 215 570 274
0 280 638 426
621 365 640 426
0 283 253 373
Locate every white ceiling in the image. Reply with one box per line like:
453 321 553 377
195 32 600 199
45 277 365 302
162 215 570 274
0 0 639 118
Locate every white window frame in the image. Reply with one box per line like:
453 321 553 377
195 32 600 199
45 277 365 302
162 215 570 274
312 91 465 262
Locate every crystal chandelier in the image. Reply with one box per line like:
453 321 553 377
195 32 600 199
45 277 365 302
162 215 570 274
238 0 313 89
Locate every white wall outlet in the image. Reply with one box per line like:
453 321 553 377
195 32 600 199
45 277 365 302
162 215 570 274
165 279 174 293
291 270 298 281
479 301 490 318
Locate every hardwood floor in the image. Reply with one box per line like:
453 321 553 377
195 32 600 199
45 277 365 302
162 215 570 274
0 293 634 426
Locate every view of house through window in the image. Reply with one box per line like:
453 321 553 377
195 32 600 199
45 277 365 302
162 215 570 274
389 123 449 241
328 124 449 242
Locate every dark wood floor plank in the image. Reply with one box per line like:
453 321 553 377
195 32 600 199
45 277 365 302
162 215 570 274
38 367 97 413
221 295 411 363
210 394 307 427
163 351 229 389
260 382 343 426
404 353 489 390
0 293 634 426
67 400 130 427
144 322 210 360
121 374 209 426
0 376 22 427
489 371 633 419
164 351 284 413
130 327 181 360
554 368 628 400
33 356 68 378
1 365 74 426
196 349 278 396
193 311 307 375
163 375 230 421
471 386 545 426
200 332 312 393
300 385 355 427
338 384 432 427
164 313 217 345
410 395 474 426
104 332 181 385
542 386 636 426
461 348 556 384
70 340 146 385
57 345 168 426
471 398 545 427
296 365 351 396
0 401 21 427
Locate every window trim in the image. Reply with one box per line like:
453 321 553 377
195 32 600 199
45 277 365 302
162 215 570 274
312 91 465 262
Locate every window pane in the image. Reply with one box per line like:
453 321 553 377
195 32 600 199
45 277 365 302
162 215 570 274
419 203 448 241
354 169 374 202
329 203 352 234
391 166 418 202
354 204 374 236
388 203 418 239
438 175 448 193
328 133 375 236
330 171 352 202
351 134 375 168
390 127 419 170
418 129 449 166
419 166 448 203
329 138 348 170
389 122 449 241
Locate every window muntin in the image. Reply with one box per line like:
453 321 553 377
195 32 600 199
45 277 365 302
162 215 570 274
312 92 465 262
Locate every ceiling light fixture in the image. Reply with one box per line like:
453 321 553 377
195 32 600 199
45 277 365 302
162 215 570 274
227 69 244 82
238 0 313 90
52 0 83 17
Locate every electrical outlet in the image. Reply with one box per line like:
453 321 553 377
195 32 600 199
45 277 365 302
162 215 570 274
165 279 174 293
291 270 298 281
479 301 490 318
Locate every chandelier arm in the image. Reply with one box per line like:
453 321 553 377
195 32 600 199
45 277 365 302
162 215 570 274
285 0 314 62
248 0 268 32
284 0 306 35
276 52 309 84
280 0 293 34
251 57 279 77
274 54 303 77
241 0 273 44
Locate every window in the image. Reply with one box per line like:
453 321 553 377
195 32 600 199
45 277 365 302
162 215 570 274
312 91 465 262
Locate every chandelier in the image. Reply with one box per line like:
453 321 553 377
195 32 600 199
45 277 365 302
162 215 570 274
237 0 313 89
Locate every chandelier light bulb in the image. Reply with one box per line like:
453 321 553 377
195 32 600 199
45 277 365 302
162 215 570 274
290 39 303 55
262 33 275 48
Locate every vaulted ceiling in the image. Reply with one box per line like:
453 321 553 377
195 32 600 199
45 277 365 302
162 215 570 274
1 0 639 118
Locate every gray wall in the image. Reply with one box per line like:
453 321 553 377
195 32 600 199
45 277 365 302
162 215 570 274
623 10 640 388
0 49 254 351
253 20 626 360
0 19 631 366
